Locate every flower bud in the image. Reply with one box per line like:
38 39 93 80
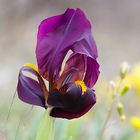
117 103 123 115
120 62 130 79
121 115 126 121
117 103 126 121
120 85 130 96
109 81 116 89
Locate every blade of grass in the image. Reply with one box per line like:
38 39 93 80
15 106 34 140
36 108 55 140
6 90 16 122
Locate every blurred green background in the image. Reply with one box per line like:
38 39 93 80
0 0 140 140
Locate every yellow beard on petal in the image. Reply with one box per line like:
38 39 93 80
75 80 87 94
24 63 38 72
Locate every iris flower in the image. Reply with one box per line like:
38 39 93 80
17 8 100 119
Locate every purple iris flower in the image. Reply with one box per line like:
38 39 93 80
17 8 100 119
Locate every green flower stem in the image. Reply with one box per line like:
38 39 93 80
98 79 123 140
98 99 115 140
36 108 55 140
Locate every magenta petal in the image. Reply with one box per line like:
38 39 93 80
36 8 75 80
71 30 98 59
50 88 96 119
36 8 98 82
47 84 82 108
17 66 45 107
57 53 86 87
84 58 100 88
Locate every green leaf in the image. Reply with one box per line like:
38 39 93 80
68 136 73 140
36 108 55 140
64 119 81 140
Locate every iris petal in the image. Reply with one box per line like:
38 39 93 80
17 66 45 107
36 8 75 80
36 8 98 84
84 58 100 88
47 84 82 109
50 88 96 119
56 53 86 88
